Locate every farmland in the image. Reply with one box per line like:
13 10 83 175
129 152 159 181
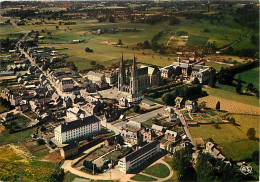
189 114 259 161
9 12 256 71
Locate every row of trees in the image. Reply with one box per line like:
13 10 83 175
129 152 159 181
161 84 206 105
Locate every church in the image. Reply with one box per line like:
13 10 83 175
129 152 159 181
118 54 161 94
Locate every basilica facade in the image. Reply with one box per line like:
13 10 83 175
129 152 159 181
118 54 161 94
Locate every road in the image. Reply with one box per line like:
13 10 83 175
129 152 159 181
175 109 196 148
129 107 165 123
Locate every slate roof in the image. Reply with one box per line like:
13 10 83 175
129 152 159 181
55 115 100 133
124 141 159 162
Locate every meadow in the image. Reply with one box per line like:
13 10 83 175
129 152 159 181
235 67 259 89
189 115 259 161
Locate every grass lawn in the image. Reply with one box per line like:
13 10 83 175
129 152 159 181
130 174 158 181
0 127 36 145
235 67 259 89
232 36 258 51
189 115 259 161
143 163 170 178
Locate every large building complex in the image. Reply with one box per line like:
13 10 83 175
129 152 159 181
118 141 160 174
54 115 101 144
118 54 161 94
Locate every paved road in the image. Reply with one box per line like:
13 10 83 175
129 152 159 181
130 107 165 123
175 109 196 147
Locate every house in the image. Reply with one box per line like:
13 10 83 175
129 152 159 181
119 97 128 107
152 124 165 132
54 115 101 144
205 141 226 161
67 107 86 120
84 101 103 116
126 93 144 103
63 96 73 109
52 92 62 104
60 142 79 159
175 97 183 108
141 99 156 107
72 40 80 44
87 71 105 84
142 128 155 143
60 78 74 92
9 93 22 106
86 83 99 93
0 70 15 77
169 113 178 122
3 112 16 121
104 135 123 146
185 100 199 113
160 65 174 78
118 141 160 174
120 121 142 146
165 130 179 142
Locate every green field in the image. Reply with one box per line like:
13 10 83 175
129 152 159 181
235 67 259 89
143 163 170 178
189 115 259 161
186 35 209 46
0 127 36 145
130 174 158 181
233 36 258 51
13 14 256 70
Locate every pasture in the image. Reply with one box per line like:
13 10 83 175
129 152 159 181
235 67 259 89
189 115 259 161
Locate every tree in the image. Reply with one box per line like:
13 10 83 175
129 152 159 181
162 92 175 106
236 82 242 94
90 61 96 65
169 16 180 25
109 15 115 23
175 67 182 76
208 71 216 87
85 47 93 53
117 39 123 45
49 168 65 182
252 151 259 165
36 138 45 145
192 77 200 85
172 148 196 181
215 101 220 110
247 128 256 139
66 61 77 70
246 83 254 92
133 104 140 113
55 25 59 30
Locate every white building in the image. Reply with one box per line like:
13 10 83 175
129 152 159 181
118 141 160 174
54 115 101 144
